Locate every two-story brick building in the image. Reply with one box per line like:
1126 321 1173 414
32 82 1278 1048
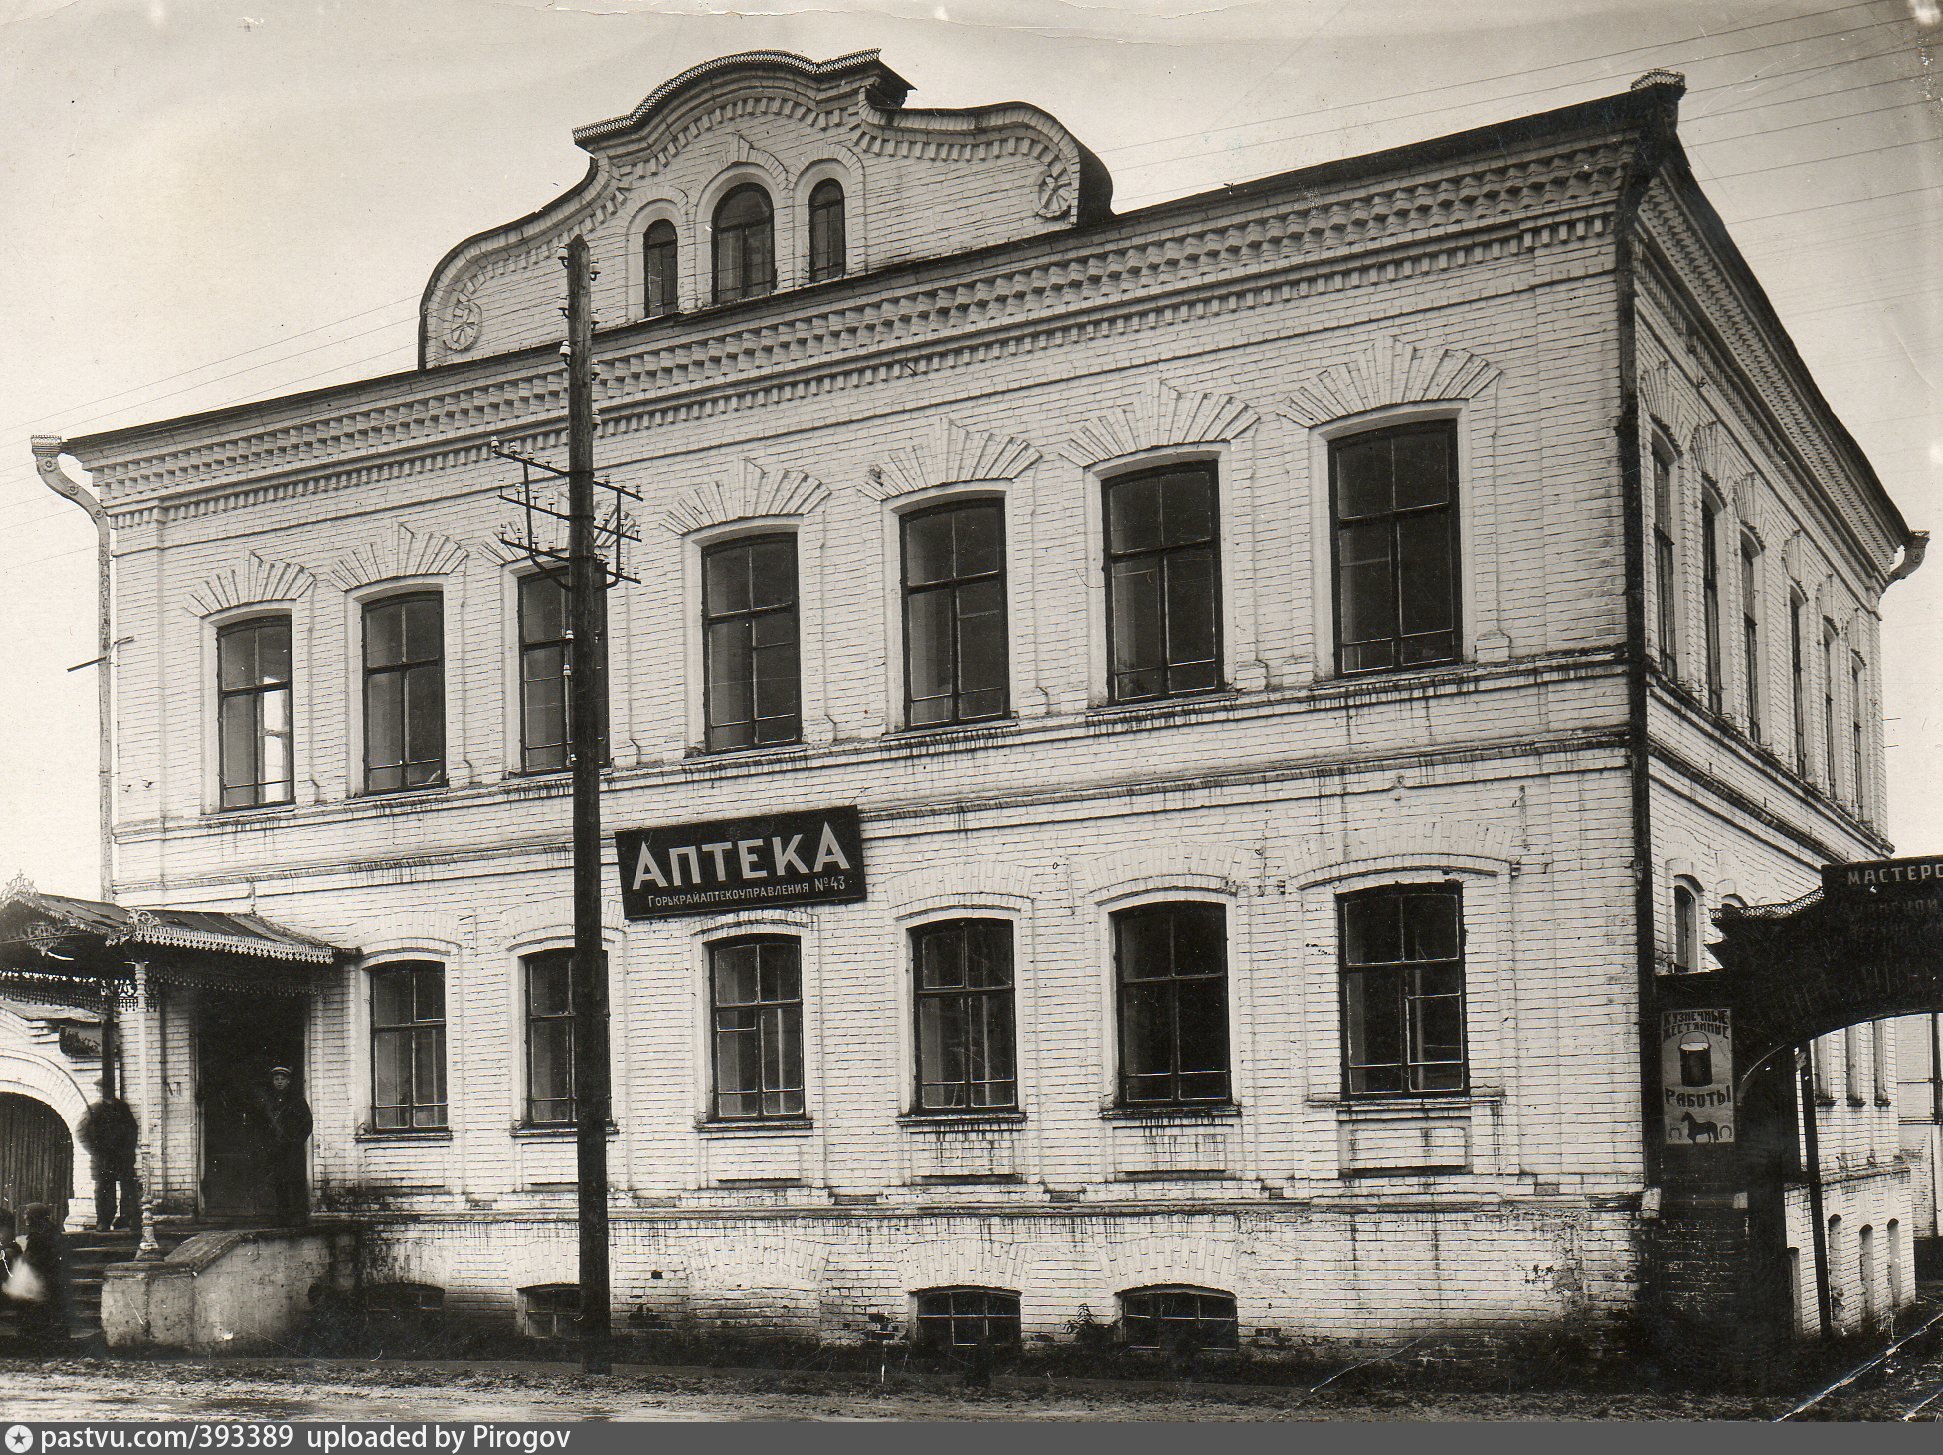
25 51 1924 1351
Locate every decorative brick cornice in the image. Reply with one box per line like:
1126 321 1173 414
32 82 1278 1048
1278 334 1499 428
661 460 828 535
185 554 314 617
73 139 1630 514
1060 378 1258 468
863 419 1041 500
1636 174 1905 571
325 520 471 592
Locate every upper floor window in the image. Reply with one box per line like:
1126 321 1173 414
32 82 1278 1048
643 219 679 318
807 179 846 283
703 534 800 751
912 918 1016 1112
519 572 569 773
1119 1287 1238 1353
1672 881 1700 973
1700 490 1724 712
903 500 1008 727
712 184 775 305
1113 901 1229 1106
1331 421 1460 675
709 936 804 1121
912 1288 1020 1352
1653 445 1679 677
363 593 444 794
1851 651 1868 813
1822 617 1840 792
1104 464 1220 702
1741 534 1763 741
1339 883 1466 1095
1790 590 1809 774
370 961 447 1131
524 948 576 1127
217 615 293 809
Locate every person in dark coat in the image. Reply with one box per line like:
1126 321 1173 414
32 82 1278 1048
77 1089 141 1232
255 1066 312 1225
16 1203 68 1351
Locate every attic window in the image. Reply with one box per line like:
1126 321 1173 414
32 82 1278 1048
808 179 846 282
712 184 775 305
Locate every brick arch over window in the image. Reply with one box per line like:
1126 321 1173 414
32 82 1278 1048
896 1240 1031 1296
1283 817 1522 884
1058 379 1258 468
1636 356 1695 440
1279 337 1498 429
660 460 828 535
864 420 1042 501
883 860 1036 916
326 521 471 593
186 554 314 618
1083 842 1260 901
1094 1235 1242 1299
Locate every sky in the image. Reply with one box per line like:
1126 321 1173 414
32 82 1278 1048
0 0 1937 898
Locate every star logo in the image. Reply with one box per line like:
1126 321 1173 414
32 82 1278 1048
6 1424 33 1453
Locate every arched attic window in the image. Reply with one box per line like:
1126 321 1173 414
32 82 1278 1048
643 220 678 318
712 184 775 305
808 178 846 282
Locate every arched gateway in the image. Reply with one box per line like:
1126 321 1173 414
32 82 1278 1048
1654 853 1943 1342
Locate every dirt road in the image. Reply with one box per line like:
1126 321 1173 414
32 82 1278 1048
0 1358 1791 1422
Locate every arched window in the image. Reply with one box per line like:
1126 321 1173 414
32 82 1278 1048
643 219 678 318
912 1287 1020 1351
808 178 846 282
1672 882 1700 973
217 614 294 808
712 184 775 304
1119 1286 1238 1352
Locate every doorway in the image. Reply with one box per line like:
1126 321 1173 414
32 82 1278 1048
196 993 306 1220
0 1093 72 1225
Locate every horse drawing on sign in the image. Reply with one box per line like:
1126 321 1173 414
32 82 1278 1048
1680 1111 1724 1144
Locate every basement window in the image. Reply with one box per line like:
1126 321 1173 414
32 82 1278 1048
518 1284 580 1340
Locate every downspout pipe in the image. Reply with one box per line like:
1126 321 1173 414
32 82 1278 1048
31 436 113 904
1887 530 1928 586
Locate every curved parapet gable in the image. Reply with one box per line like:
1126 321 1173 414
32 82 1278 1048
420 50 1111 369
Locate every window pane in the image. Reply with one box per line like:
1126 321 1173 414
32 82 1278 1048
1337 520 1396 647
1175 976 1228 1076
415 1026 446 1110
521 574 567 645
1345 969 1404 1093
365 602 406 668
1163 548 1217 672
1396 513 1455 639
748 537 797 609
366 671 403 770
957 579 1008 705
220 693 259 792
954 503 1004 576
1401 891 1459 961
1159 472 1215 547
705 544 753 616
905 512 956 587
529 1021 572 1110
403 596 441 662
1333 436 1391 519
372 971 414 1028
1109 558 1163 672
218 625 256 691
404 663 444 772
528 956 572 1016
1107 475 1163 554
707 619 754 731
256 623 291 685
907 590 954 721
1391 426 1454 511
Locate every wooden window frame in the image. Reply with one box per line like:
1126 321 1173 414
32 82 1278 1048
701 532 801 752
711 184 775 305
1790 590 1809 774
912 1287 1021 1351
523 949 576 1128
362 591 445 794
369 961 447 1131
902 498 1010 728
1328 420 1462 677
1822 617 1840 794
642 218 679 318
518 570 570 773
1338 882 1468 1097
1653 445 1679 678
911 918 1017 1113
1851 650 1868 814
708 935 806 1122
216 614 294 810
1112 901 1231 1107
1700 489 1724 712
1103 462 1223 703
807 178 846 283
1741 534 1763 741
1118 1286 1239 1353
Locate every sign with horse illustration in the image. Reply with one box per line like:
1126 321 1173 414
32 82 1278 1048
1661 1008 1734 1146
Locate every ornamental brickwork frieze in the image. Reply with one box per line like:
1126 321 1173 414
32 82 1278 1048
661 460 829 535
1279 336 1499 428
863 420 1040 500
1059 379 1258 468
325 520 471 592
185 554 315 618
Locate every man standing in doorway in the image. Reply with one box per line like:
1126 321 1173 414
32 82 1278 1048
76 1085 140 1232
256 1066 312 1226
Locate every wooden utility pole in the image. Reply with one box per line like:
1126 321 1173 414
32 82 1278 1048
564 234 613 1375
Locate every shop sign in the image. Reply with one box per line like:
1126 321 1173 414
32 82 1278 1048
1822 854 1943 900
615 806 865 920
1662 1007 1734 1146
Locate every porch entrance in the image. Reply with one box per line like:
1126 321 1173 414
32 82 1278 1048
0 1093 71 1224
196 994 306 1220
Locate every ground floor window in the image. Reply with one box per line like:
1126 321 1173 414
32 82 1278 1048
1119 1286 1238 1353
518 1284 579 1340
912 1287 1022 1351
